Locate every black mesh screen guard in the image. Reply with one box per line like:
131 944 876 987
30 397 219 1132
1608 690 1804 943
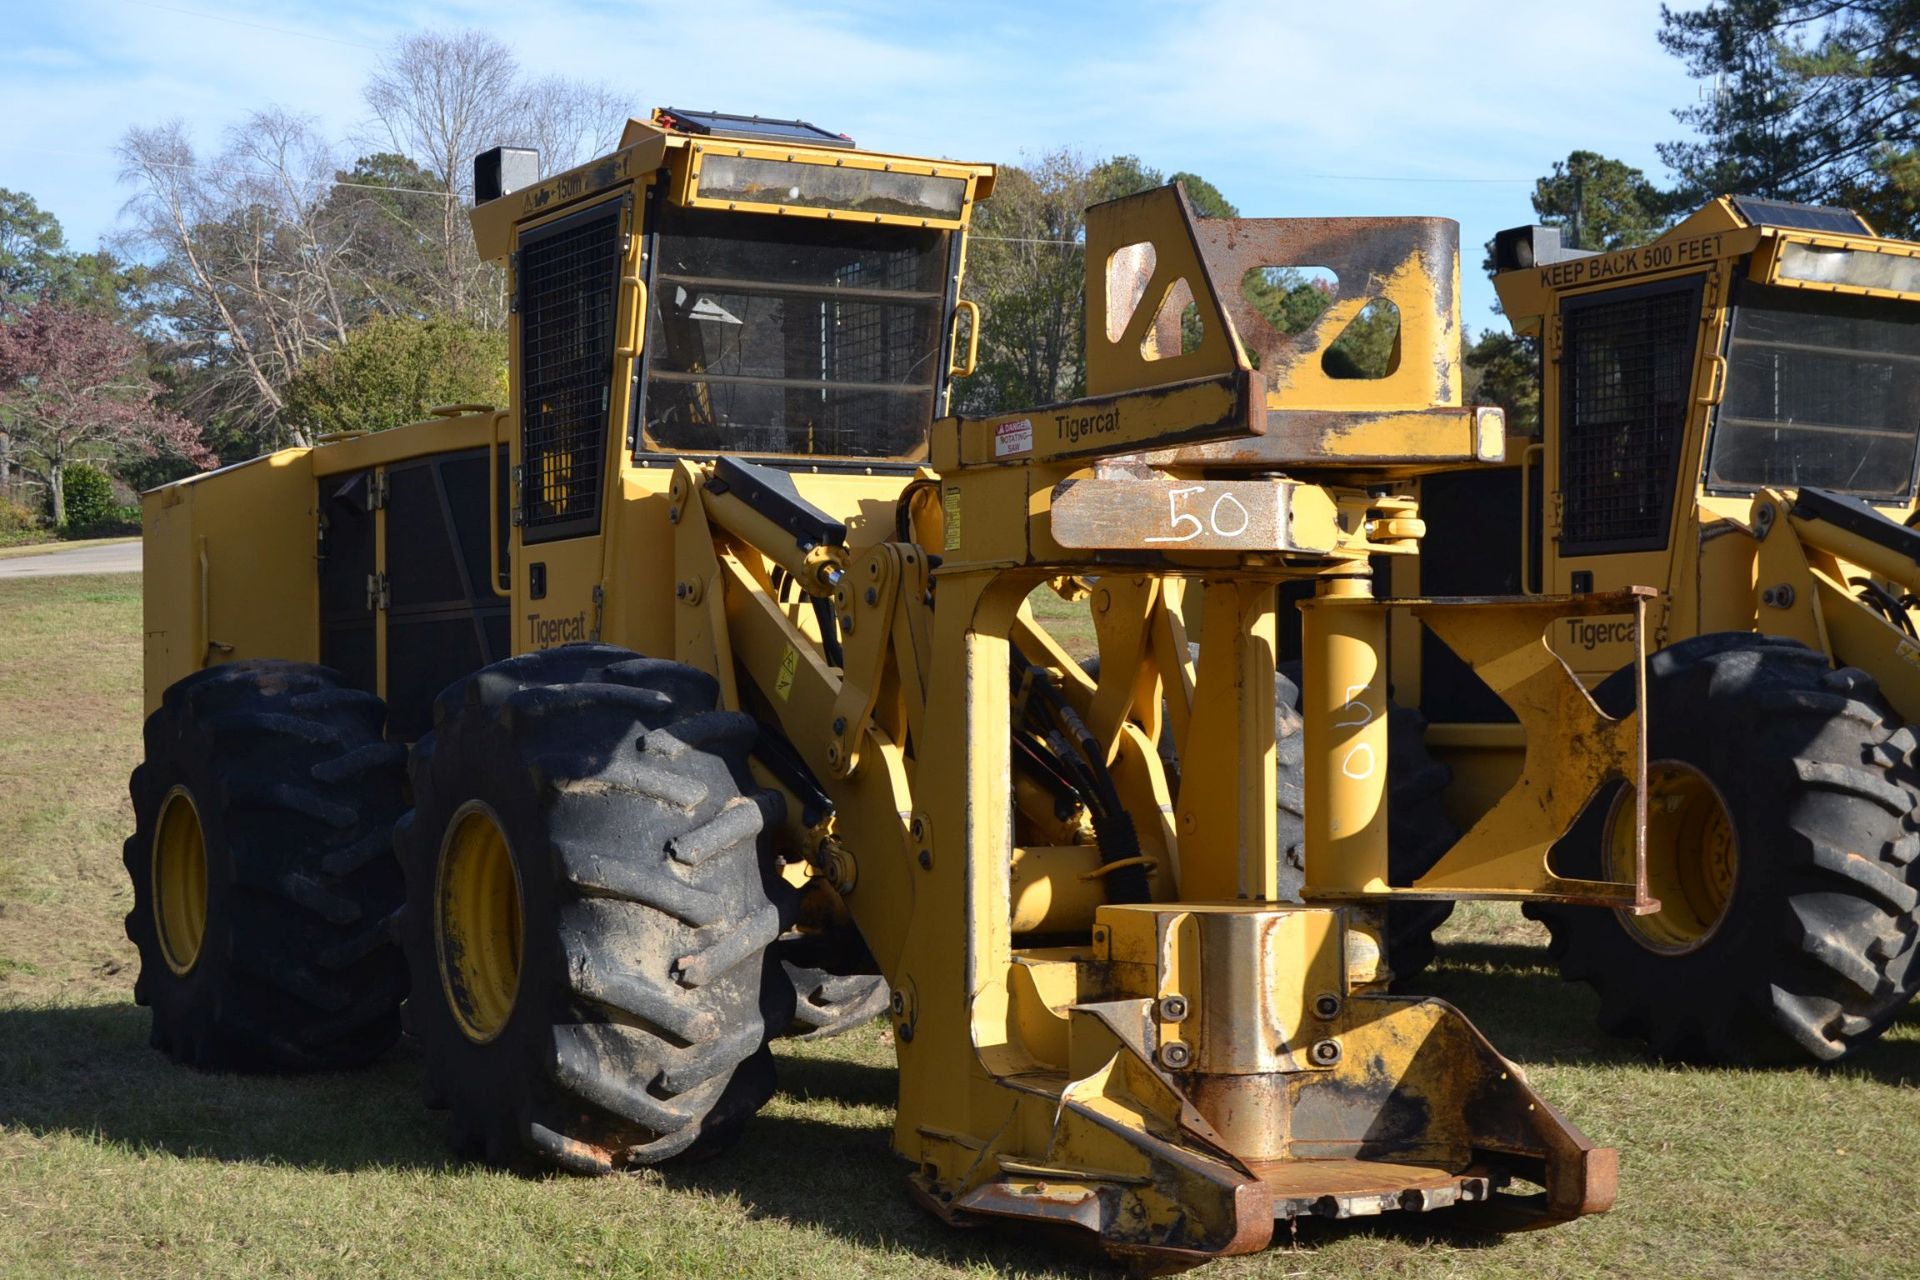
519 200 623 542
1558 278 1703 555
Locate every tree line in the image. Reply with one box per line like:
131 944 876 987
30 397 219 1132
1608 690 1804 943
0 29 624 531
2 2 1913 532
1468 1 1920 432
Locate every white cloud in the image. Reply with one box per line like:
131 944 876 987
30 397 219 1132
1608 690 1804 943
1 0 1702 325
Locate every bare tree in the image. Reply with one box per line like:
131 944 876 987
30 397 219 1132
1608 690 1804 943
105 27 643 458
520 76 636 177
363 29 523 318
117 112 357 449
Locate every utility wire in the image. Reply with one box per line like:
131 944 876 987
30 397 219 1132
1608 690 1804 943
110 5 1538 197
20 149 1530 228
1302 173 1531 184
8 143 453 198
16 144 1521 216
115 0 382 51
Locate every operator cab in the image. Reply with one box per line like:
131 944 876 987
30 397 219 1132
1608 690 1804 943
1494 197 1920 523
1406 196 1920 730
473 109 990 477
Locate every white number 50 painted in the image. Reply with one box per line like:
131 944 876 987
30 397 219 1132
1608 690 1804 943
1143 484 1253 544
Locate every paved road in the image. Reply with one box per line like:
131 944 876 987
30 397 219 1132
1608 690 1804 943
0 541 142 578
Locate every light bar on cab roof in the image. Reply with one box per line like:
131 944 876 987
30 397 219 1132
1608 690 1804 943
695 155 967 221
1775 241 1920 295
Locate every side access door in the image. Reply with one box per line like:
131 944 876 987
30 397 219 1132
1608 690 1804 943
1543 271 1716 682
504 190 644 658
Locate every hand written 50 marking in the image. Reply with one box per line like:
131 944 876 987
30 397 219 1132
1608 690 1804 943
1143 484 1252 544
1336 683 1375 780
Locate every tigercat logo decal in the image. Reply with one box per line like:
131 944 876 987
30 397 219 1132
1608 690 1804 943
1563 617 1636 651
527 612 589 648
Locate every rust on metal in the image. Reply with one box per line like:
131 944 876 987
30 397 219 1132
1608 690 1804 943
1156 407 1490 469
1048 475 1334 553
1300 587 1658 909
941 367 1264 470
1188 214 1458 399
1243 1157 1491 1218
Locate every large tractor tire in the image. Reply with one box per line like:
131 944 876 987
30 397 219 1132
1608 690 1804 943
775 958 891 1041
1273 663 1458 981
1528 634 1920 1063
123 661 408 1071
396 644 788 1171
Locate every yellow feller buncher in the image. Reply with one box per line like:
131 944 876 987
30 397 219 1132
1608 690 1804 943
1395 197 1920 1065
127 109 1652 1265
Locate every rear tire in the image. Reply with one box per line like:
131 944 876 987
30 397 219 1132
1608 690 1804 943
1528 634 1920 1063
396 644 787 1170
123 661 408 1071
776 960 891 1040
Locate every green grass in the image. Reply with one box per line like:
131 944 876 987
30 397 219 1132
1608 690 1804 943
3 575 1919 1278
1025 584 1098 660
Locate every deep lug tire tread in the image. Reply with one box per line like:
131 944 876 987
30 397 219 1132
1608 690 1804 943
1528 634 1920 1063
396 644 787 1172
776 960 891 1041
123 660 408 1071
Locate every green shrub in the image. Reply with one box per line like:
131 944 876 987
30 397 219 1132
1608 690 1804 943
0 496 41 535
0 495 47 546
285 315 508 438
60 464 115 534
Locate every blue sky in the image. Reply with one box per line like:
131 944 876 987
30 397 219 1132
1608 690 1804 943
0 0 1705 331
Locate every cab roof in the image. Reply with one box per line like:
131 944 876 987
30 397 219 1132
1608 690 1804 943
471 111 995 262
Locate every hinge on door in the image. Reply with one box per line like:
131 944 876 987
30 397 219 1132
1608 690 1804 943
510 464 526 526
591 584 605 642
366 572 390 612
1547 313 1564 362
367 471 390 510
508 249 521 315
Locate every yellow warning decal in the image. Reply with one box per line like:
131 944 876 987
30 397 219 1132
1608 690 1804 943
942 487 962 551
775 645 800 700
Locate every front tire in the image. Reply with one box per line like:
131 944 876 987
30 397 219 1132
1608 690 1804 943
1529 634 1920 1063
396 645 787 1171
124 661 408 1071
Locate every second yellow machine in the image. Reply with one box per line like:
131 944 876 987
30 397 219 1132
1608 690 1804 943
126 110 1647 1266
1396 199 1920 1067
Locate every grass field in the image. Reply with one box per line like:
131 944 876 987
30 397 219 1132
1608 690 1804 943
2 574 1918 1278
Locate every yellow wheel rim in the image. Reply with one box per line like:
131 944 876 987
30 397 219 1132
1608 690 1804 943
152 786 209 975
1607 762 1739 954
436 802 523 1043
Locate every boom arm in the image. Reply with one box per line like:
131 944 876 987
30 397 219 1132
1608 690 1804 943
1754 485 1920 724
664 183 1638 1265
